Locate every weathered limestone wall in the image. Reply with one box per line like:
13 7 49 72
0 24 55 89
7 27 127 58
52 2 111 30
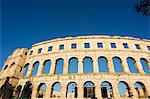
0 35 150 99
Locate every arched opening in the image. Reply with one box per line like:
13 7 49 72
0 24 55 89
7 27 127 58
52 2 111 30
50 82 61 98
98 56 108 72
68 57 78 74
21 81 33 99
134 82 148 98
83 57 93 73
112 57 123 72
22 63 29 78
84 81 95 98
127 57 138 73
55 58 64 74
4 65 8 70
10 62 15 68
42 59 51 74
118 81 132 98
101 81 113 98
15 85 22 98
36 83 47 98
0 77 13 98
31 61 39 76
66 82 77 98
140 58 150 74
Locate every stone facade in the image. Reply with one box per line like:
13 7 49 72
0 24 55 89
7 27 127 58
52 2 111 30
0 35 150 99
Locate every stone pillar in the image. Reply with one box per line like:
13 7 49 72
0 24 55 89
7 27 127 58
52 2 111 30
111 81 120 99
78 56 83 74
63 57 69 74
121 57 130 73
61 82 67 98
50 58 56 74
95 81 102 99
45 83 52 99
144 82 150 98
135 58 145 74
31 83 39 99
129 83 138 98
107 56 115 73
92 55 99 73
37 59 45 75
78 86 84 98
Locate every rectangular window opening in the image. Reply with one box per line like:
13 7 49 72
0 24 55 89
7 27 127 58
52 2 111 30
97 43 103 48
123 43 129 48
111 43 116 48
147 46 150 51
71 43 77 49
38 48 42 53
48 46 53 52
59 44 64 50
84 43 90 48
135 44 141 50
30 51 33 55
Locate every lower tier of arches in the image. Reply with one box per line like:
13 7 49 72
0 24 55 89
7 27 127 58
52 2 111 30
15 73 150 99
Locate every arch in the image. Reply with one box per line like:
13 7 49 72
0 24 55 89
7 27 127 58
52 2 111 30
22 63 29 78
31 61 40 76
42 59 51 74
15 85 22 98
10 62 15 68
112 56 123 72
127 57 138 73
66 82 77 98
101 81 113 98
50 82 61 98
36 83 47 98
4 65 8 70
0 77 13 98
68 57 78 74
134 82 148 98
84 81 95 98
21 81 33 98
55 58 64 74
98 56 109 72
118 81 132 98
83 57 93 73
140 58 150 74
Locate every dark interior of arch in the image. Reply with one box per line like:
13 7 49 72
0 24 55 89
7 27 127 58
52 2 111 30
84 81 95 98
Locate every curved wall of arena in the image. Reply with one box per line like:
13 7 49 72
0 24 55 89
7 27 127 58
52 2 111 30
1 35 150 99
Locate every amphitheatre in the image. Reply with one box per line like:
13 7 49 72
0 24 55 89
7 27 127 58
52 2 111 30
0 35 150 99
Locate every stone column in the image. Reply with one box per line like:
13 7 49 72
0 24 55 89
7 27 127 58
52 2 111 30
77 80 84 98
144 81 150 98
107 56 115 73
45 83 52 99
111 81 120 99
60 82 67 98
92 55 99 73
129 83 138 98
78 86 84 98
78 56 83 74
50 58 56 74
135 58 145 74
37 59 45 76
121 57 130 73
31 83 39 99
63 57 69 74
95 81 102 99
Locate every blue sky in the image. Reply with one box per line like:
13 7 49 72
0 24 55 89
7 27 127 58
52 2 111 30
1 0 150 70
